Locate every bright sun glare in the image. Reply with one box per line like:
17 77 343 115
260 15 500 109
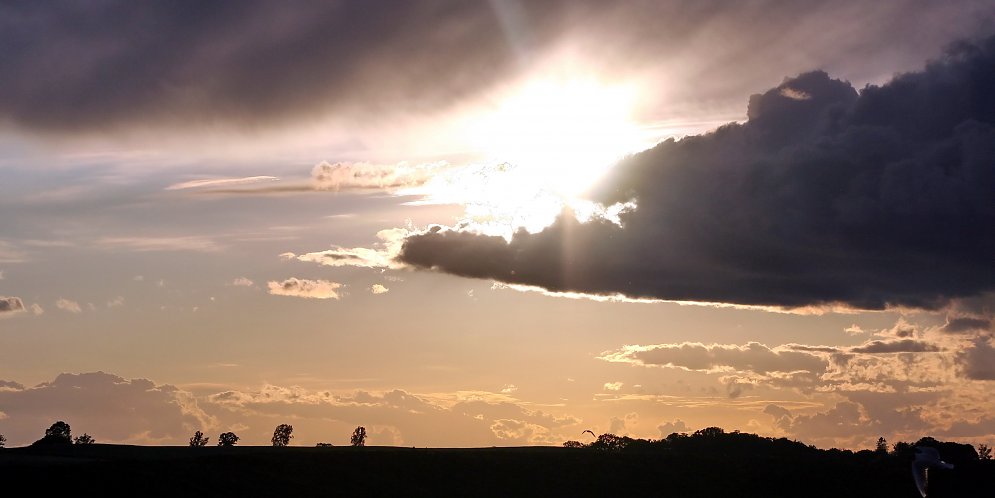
471 77 643 197
408 76 646 238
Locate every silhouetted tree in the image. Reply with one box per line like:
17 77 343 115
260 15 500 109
189 431 209 447
693 427 725 438
562 440 585 448
351 426 367 447
271 424 294 447
875 437 888 454
218 432 239 447
316 442 333 447
590 433 632 451
33 421 73 446
0 434 6 448
979 444 992 460
74 433 95 445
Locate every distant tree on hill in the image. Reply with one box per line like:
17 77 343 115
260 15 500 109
351 426 367 447
33 421 73 446
316 442 333 447
74 433 95 445
875 437 888 454
979 444 992 460
591 433 631 451
189 431 209 447
562 440 584 448
693 427 725 438
218 432 239 447
0 434 6 448
272 424 294 447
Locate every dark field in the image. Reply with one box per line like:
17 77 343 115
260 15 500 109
2 443 992 497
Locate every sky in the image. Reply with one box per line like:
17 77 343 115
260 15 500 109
1 1 993 449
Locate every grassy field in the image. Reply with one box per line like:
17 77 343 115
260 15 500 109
2 443 991 497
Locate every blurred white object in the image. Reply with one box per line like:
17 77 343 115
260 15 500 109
911 446 954 497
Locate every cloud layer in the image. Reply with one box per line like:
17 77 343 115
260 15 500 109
2 2 989 133
399 35 995 310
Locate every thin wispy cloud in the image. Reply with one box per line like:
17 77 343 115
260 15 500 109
96 236 222 253
56 298 82 313
165 176 279 191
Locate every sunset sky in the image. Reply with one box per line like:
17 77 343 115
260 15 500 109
1 1 993 450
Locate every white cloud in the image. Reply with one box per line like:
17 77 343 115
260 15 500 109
56 298 82 313
106 296 125 308
844 324 865 335
370 284 389 295
166 176 279 191
267 278 342 299
603 381 624 391
0 296 25 316
231 277 254 287
288 228 409 270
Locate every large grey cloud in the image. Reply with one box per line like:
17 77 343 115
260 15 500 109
0 1 990 132
399 35 995 310
0 1 540 131
0 372 210 446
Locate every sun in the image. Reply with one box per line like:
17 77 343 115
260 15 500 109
407 75 646 238
469 76 644 198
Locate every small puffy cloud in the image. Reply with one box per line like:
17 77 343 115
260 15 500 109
370 284 389 295
875 319 917 338
0 296 25 316
490 419 551 443
603 381 624 391
106 296 125 308
30 303 43 315
500 384 518 394
56 298 82 313
657 419 689 437
231 277 254 287
267 278 342 300
843 324 866 336
763 404 793 429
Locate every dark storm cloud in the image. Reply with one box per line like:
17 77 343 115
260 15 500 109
399 35 995 310
0 1 560 131
1 1 991 133
941 317 991 334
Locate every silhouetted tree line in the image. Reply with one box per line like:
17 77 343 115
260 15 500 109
562 426 989 467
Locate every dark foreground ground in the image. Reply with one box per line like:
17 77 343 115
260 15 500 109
1 444 992 497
